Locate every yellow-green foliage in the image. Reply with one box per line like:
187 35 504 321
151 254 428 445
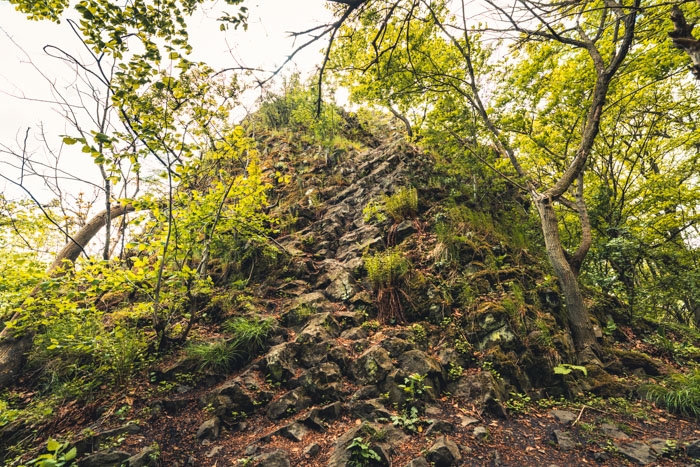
365 249 410 289
384 187 418 222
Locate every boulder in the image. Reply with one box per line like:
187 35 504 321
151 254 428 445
252 449 291 467
266 387 312 420
398 350 444 397
302 362 344 401
123 445 160 467
77 451 131 467
425 437 461 466
353 345 394 385
552 429 575 451
616 441 657 465
265 342 300 383
447 371 507 417
196 417 221 442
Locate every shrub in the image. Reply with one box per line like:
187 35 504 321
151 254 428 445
384 187 418 222
365 250 409 290
223 316 275 355
364 250 410 324
642 370 700 417
186 339 241 373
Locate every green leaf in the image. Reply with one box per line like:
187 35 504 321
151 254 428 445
64 447 77 461
46 438 60 452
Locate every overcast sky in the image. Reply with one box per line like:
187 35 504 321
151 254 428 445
0 1 333 200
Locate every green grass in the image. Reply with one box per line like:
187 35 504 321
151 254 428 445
642 370 700 417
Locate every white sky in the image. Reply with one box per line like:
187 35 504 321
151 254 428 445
0 1 334 201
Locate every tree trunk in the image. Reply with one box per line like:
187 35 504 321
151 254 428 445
534 196 599 362
47 203 135 272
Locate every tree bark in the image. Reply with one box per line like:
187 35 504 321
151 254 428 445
47 203 135 273
534 195 600 362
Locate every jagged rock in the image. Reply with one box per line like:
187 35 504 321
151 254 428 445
552 429 575 451
196 416 220 442
550 409 577 425
405 457 430 467
349 398 393 421
613 350 666 376
74 423 142 455
202 379 256 416
353 345 394 385
425 420 455 436
77 451 131 467
381 369 410 406
293 292 332 311
327 422 404 467
398 349 444 396
160 396 195 414
351 385 379 401
303 442 321 457
265 342 300 383
323 263 358 302
205 445 223 458
302 362 344 401
687 439 700 459
328 344 352 373
266 387 312 420
473 426 489 441
593 452 610 462
124 445 160 467
340 326 369 340
381 337 416 358
296 312 340 367
302 401 344 430
447 371 507 417
271 421 309 442
252 449 291 467
393 220 416 244
600 422 630 440
152 355 198 382
459 416 479 427
648 438 678 457
616 440 656 465
425 436 461 466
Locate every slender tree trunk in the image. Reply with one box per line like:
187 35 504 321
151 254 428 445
534 196 599 361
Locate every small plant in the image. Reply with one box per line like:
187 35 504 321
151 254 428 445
363 201 387 224
222 315 275 355
347 436 381 466
504 392 532 415
398 373 431 402
553 363 588 376
391 406 424 433
384 187 418 222
186 339 241 373
447 362 464 381
642 370 700 417
409 323 427 345
361 319 381 332
364 249 410 324
26 438 77 467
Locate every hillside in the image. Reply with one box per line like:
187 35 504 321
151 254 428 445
1 109 700 467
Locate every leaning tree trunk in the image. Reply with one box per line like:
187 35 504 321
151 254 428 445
535 196 600 363
0 203 135 388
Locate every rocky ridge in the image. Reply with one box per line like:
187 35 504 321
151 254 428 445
3 127 700 466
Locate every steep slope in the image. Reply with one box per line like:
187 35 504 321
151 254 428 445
2 119 700 467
